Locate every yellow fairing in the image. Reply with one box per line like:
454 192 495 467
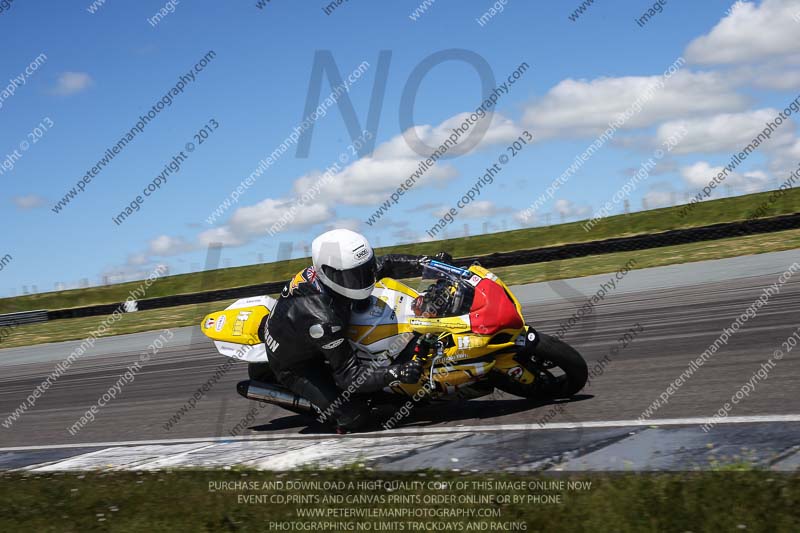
347 279 417 347
493 352 536 385
459 264 535 384
393 359 498 397
408 316 471 334
201 306 269 346
350 323 414 345
432 360 496 388
375 277 418 298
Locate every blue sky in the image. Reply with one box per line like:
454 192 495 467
1 0 799 296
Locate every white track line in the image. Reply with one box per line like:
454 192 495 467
2 414 799 453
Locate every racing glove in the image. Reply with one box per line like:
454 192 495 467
434 252 453 264
419 252 454 266
385 360 423 385
414 332 439 356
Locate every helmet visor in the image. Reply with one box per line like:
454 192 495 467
321 256 377 291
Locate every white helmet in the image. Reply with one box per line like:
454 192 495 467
312 229 377 300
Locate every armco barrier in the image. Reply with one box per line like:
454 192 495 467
0 310 49 327
41 211 800 321
46 283 286 321
458 211 800 269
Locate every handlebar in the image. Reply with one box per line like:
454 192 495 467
421 260 472 281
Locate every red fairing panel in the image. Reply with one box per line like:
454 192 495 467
469 279 523 335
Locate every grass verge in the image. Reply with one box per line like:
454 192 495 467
1 187 799 314
2 228 799 349
0 299 236 350
0 470 797 532
491 226 800 285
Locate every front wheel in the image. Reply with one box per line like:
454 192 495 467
490 333 587 400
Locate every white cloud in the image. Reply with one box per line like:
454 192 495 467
522 70 746 138
554 199 590 218
726 59 800 90
231 198 332 235
308 113 517 206
656 109 796 155
736 170 773 192
12 194 46 209
52 72 93 95
197 227 246 248
686 0 800 65
513 209 536 226
202 112 518 248
639 180 687 209
99 263 170 285
680 161 725 188
324 218 362 232
784 139 800 160
126 253 150 266
752 69 800 91
308 156 457 207
761 137 800 177
374 112 521 161
148 235 194 256
680 161 773 195
643 189 676 209
460 200 499 219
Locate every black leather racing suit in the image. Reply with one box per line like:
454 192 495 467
264 254 425 431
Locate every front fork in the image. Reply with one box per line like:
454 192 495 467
514 325 540 360
514 325 562 389
413 333 444 392
492 326 540 385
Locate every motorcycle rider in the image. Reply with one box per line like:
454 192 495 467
264 228 452 433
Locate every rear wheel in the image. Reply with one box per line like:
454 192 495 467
490 333 587 400
248 362 275 383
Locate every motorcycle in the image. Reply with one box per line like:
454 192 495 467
200 260 588 422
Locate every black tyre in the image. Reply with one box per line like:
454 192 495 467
248 362 276 383
490 333 587 400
